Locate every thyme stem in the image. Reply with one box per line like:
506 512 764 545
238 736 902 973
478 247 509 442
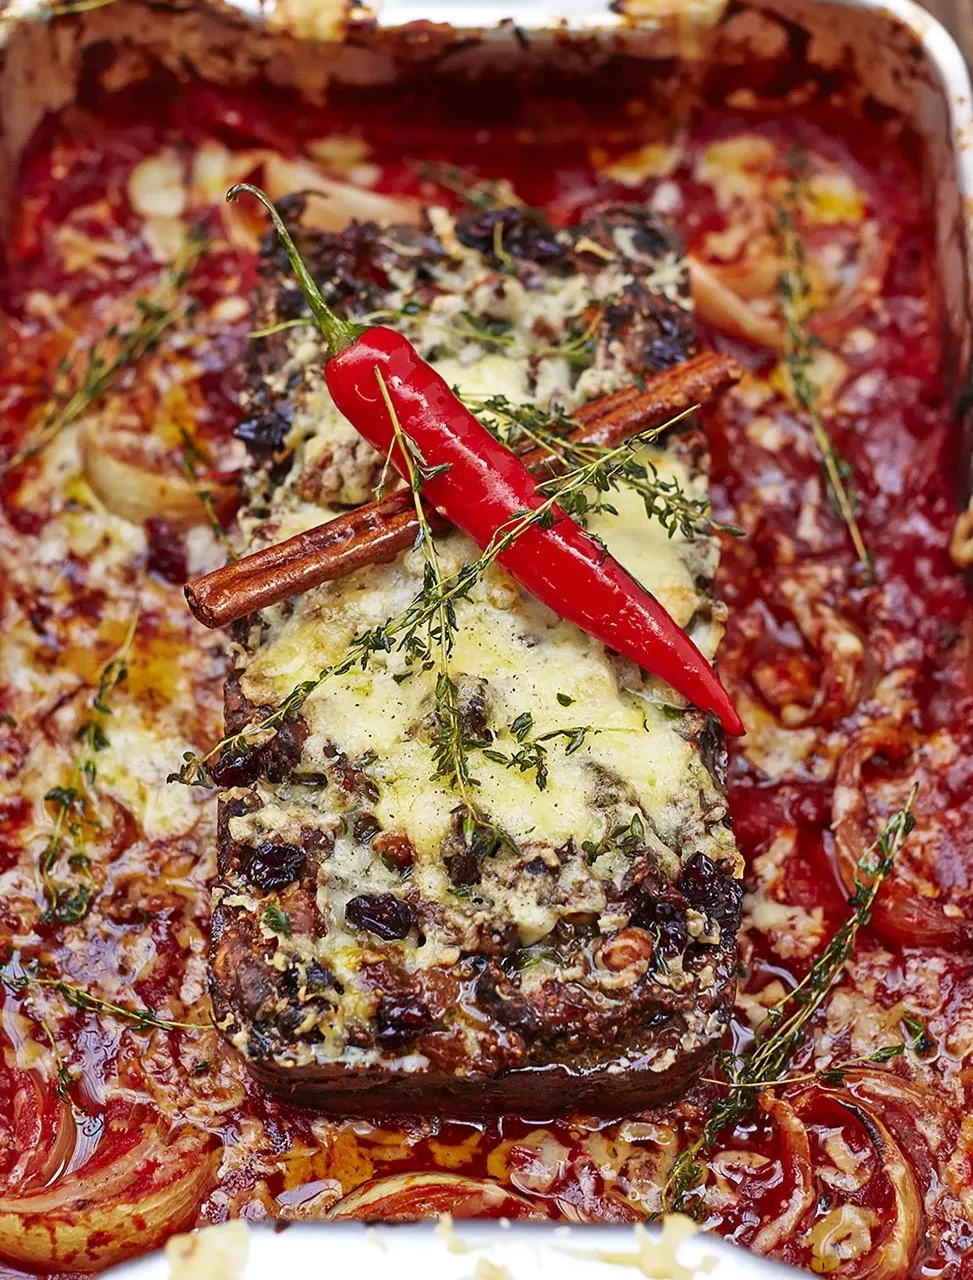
40 610 140 925
373 367 481 811
663 782 918 1212
2 229 207 476
2 961 201 1034
178 430 237 561
776 162 870 570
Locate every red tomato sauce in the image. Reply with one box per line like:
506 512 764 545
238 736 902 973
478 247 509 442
0 46 970 1280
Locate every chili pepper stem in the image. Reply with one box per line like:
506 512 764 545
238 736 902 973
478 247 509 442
226 183 364 357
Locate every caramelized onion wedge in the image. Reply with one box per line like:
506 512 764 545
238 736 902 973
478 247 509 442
327 1172 544 1221
706 255 784 301
690 226 892 350
807 223 895 342
80 424 233 530
689 257 785 349
752 1094 814 1253
263 155 422 233
0 1123 214 1273
773 574 872 727
832 726 973 948
789 1074 923 1280
0 1052 77 1195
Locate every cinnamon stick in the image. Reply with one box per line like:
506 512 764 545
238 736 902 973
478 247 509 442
186 351 741 629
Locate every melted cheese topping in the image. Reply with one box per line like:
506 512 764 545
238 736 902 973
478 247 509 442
229 208 736 1023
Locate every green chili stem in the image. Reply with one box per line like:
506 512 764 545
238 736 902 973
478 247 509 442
226 183 364 357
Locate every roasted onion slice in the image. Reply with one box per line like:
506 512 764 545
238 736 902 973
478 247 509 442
0 1119 214 1273
787 1072 926 1280
690 223 893 350
832 725 973 948
327 1172 544 1221
751 1094 815 1253
762 574 872 728
262 155 422 232
689 257 786 350
80 424 234 530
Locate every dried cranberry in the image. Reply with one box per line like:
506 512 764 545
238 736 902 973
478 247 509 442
353 812 382 844
475 971 537 1036
440 810 501 887
456 207 564 266
375 995 434 1043
677 853 743 932
632 899 687 952
210 718 307 787
345 893 414 940
262 720 308 783
443 846 480 886
209 748 261 787
305 962 339 994
145 519 188 585
300 826 335 857
236 404 293 456
244 842 305 890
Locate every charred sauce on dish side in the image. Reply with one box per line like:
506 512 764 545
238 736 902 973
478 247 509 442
0 50 971 1280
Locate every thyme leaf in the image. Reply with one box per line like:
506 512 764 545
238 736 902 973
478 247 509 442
663 782 919 1213
262 901 292 939
2 229 207 476
901 1013 936 1057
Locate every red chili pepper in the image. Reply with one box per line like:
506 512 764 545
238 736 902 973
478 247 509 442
229 185 744 736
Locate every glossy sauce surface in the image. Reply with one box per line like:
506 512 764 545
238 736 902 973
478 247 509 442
0 46 970 1280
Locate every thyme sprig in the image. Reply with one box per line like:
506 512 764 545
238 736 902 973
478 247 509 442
373 367 481 813
178 430 237 561
468 393 730 540
581 810 649 862
480 712 598 791
2 959 200 1034
699 1045 906 1092
663 783 919 1212
172 411 690 788
2 229 207 476
40 611 139 925
776 162 870 571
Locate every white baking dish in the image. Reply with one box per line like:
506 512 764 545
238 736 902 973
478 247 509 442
102 1217 799 1279
0 0 970 1276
